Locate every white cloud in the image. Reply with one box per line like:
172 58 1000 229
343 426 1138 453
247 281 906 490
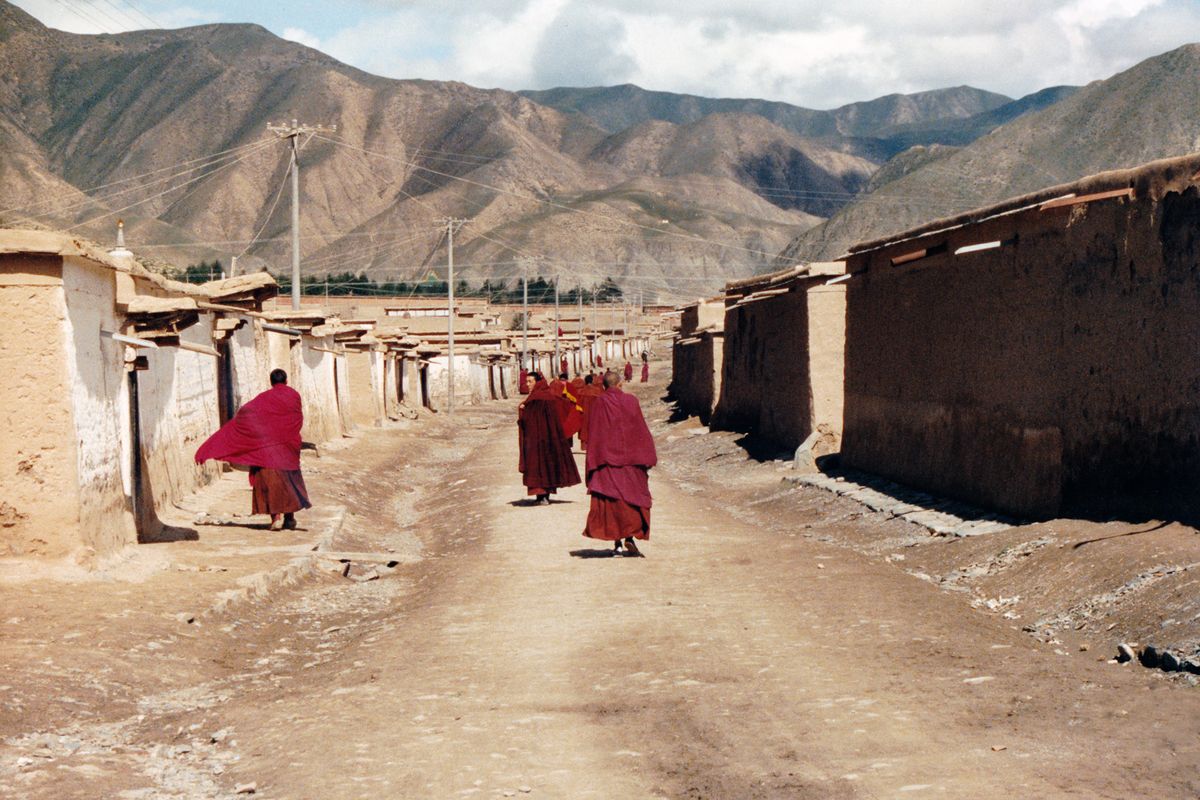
11 0 1200 107
282 26 322 50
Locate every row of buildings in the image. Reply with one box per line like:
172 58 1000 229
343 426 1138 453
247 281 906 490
672 152 1200 521
0 229 656 565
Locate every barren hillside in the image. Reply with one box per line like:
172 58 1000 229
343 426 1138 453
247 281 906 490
778 43 1200 262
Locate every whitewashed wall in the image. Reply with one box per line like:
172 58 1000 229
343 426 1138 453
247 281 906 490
228 320 270 409
426 354 477 411
135 313 223 524
293 337 343 443
61 257 136 558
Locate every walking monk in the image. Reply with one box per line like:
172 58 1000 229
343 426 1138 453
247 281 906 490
518 372 581 504
623 360 634 382
195 368 311 531
640 351 650 383
583 370 657 556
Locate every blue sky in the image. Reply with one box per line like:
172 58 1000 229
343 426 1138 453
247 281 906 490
12 0 1200 108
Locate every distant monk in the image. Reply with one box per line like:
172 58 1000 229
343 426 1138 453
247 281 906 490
560 356 569 375
583 370 657 556
518 372 581 504
196 368 311 531
640 351 650 383
624 360 634 382
596 354 603 368
576 374 604 451
519 367 530 395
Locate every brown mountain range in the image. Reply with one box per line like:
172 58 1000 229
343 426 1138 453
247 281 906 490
0 1 1071 299
777 44 1200 264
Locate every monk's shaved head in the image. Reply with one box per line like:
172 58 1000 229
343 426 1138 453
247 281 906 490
603 370 621 388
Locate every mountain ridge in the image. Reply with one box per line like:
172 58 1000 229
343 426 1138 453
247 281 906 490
775 42 1200 264
0 0 1087 298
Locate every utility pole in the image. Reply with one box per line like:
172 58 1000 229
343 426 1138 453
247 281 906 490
553 274 560 376
438 217 468 415
610 300 617 361
267 120 336 310
522 267 529 371
591 287 597 367
517 256 540 371
577 286 583 373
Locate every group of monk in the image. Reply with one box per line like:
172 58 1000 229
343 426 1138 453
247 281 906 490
192 357 657 558
517 365 657 557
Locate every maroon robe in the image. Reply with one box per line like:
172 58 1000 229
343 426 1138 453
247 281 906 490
640 362 649 383
583 386 656 541
623 361 634 382
518 380 581 496
576 383 604 450
519 368 530 395
196 383 311 515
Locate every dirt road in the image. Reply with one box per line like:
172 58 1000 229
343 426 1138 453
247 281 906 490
4 380 1200 799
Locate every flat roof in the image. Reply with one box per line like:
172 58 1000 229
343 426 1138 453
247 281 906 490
847 152 1200 258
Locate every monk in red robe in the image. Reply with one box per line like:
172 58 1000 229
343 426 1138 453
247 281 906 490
640 352 650 383
196 368 311 531
583 370 657 556
518 372 581 504
519 367 530 395
576 374 604 451
623 361 634 382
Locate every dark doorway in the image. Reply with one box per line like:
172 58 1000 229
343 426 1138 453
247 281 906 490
127 369 146 536
216 338 235 425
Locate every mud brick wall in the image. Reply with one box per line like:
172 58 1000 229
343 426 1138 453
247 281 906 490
714 289 813 451
843 171 1200 519
0 255 83 558
670 333 722 424
61 257 137 558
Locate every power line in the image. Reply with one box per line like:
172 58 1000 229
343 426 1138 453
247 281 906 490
85 0 139 30
64 143 271 232
47 0 118 33
0 138 276 220
313 133 782 260
115 0 164 28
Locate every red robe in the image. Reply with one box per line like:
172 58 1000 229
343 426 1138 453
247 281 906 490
519 368 530 395
196 384 303 470
583 387 656 541
518 380 581 495
623 362 634 382
576 383 604 450
196 384 310 515
641 362 649 383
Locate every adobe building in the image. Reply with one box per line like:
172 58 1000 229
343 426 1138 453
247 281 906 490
712 262 847 454
0 229 378 564
0 231 274 561
669 297 725 423
841 153 1200 520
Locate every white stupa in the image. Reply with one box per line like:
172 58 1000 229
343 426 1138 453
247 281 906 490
109 219 133 259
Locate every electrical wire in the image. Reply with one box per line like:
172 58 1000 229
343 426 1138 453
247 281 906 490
65 142 271 232
48 0 117 33
1 138 277 220
314 134 782 260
